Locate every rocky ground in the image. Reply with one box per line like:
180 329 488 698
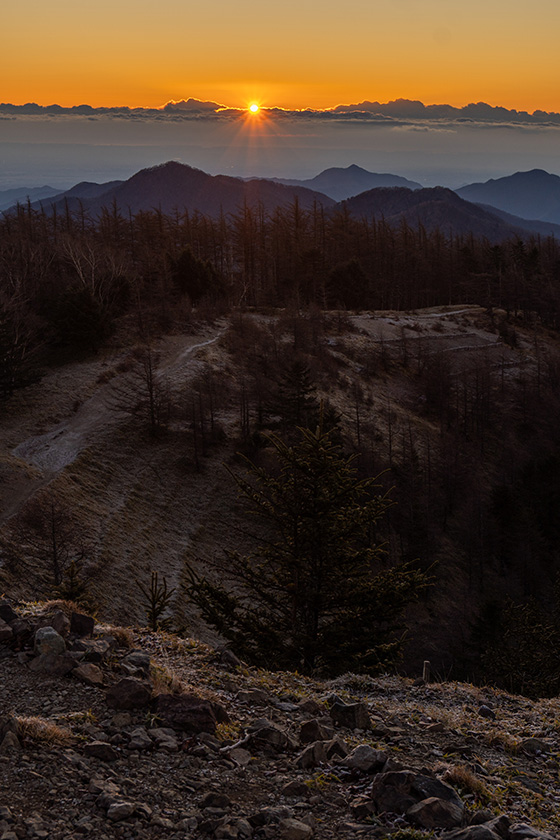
0 599 559 840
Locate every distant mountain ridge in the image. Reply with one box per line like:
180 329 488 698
272 164 422 201
15 161 560 242
456 169 560 224
0 185 59 212
34 162 336 218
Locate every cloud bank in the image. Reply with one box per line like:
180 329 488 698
2 97 560 127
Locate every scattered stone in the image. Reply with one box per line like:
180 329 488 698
298 699 324 716
70 612 95 637
281 780 309 798
107 801 136 822
407 796 464 829
0 731 21 754
324 736 349 759
150 727 179 752
330 701 371 730
0 620 13 643
28 652 76 676
478 705 496 720
83 741 120 761
106 677 152 710
228 747 252 766
34 626 66 657
122 649 151 675
73 663 104 686
201 792 232 809
0 602 18 624
247 719 292 753
154 693 226 734
294 741 327 769
299 718 333 744
128 727 153 751
340 744 387 773
442 828 503 840
36 610 70 637
238 688 269 705
278 817 313 839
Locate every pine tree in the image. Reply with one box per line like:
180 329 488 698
188 424 428 675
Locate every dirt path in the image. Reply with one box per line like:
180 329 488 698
5 327 225 527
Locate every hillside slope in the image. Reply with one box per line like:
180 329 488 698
1 307 559 680
0 598 558 840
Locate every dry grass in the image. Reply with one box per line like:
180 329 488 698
16 716 74 746
441 764 492 803
150 662 186 695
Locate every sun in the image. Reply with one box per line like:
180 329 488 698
248 103 260 114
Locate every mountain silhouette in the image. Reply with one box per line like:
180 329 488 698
37 162 335 218
0 185 59 212
456 170 560 224
341 186 528 241
21 162 560 242
274 164 422 201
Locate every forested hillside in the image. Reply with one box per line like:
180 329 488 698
2 199 560 692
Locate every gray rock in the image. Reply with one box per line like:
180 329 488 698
0 619 13 643
0 731 21 754
70 612 95 637
407 796 464 829
83 741 120 761
412 774 464 809
299 718 333 744
128 727 153 751
478 705 496 720
341 745 388 773
107 801 136 821
28 652 76 676
278 817 313 839
247 719 292 754
349 797 376 820
330 701 371 730
106 678 152 710
154 693 227 734
36 610 70 637
294 741 327 769
324 736 349 759
34 626 66 656
73 663 104 686
122 649 151 674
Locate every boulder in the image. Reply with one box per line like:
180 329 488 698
73 663 104 686
106 678 152 710
341 744 388 773
407 796 464 829
34 626 66 657
28 652 76 676
70 612 95 637
0 619 13 643
294 741 327 769
330 701 371 730
83 741 120 761
154 693 225 734
299 718 333 744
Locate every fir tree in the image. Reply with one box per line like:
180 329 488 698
188 424 428 675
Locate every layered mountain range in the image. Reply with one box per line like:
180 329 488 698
6 162 560 241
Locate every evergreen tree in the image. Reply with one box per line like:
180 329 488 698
188 425 428 674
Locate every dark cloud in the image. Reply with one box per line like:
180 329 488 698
3 98 560 127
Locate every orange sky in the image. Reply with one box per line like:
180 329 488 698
3 0 560 112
